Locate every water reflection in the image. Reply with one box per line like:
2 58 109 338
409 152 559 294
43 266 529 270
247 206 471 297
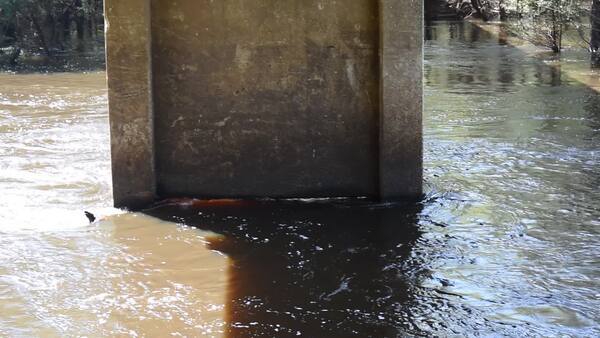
584 92 600 133
146 200 424 337
424 21 573 94
424 20 599 336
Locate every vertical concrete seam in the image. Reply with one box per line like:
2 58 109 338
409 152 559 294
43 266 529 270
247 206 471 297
146 0 157 200
377 0 385 200
420 0 425 193
378 0 424 200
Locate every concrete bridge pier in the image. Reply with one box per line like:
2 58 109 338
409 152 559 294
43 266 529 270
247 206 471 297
105 0 423 209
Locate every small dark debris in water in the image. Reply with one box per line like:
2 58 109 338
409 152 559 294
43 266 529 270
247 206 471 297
439 278 453 287
431 220 448 227
84 211 96 223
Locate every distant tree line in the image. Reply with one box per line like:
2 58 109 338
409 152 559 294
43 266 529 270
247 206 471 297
0 0 104 69
429 0 600 66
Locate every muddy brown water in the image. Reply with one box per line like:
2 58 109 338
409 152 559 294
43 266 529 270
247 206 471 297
0 21 598 336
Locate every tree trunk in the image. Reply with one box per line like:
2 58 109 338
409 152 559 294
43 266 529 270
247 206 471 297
499 0 508 21
471 0 492 21
29 12 51 57
61 11 72 49
43 13 57 52
550 10 562 53
592 0 600 67
76 15 85 52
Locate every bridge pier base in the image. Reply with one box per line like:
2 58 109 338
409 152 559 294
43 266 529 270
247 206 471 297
105 0 423 209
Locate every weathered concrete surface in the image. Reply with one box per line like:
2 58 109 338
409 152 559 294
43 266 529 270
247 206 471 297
105 0 422 207
151 0 380 198
380 0 423 199
104 0 155 208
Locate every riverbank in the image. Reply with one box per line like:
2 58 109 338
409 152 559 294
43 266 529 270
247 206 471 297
0 49 105 73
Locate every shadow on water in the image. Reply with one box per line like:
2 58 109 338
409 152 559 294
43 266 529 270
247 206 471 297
145 200 425 337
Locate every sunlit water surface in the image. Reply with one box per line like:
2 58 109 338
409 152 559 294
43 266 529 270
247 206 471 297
0 21 598 336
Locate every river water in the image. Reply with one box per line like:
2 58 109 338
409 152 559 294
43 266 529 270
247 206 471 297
0 21 598 337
